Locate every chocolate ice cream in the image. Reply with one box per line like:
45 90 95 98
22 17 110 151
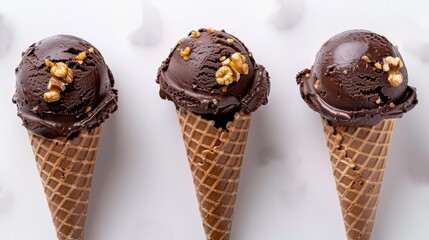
156 28 270 240
13 35 118 139
297 29 417 126
156 28 270 126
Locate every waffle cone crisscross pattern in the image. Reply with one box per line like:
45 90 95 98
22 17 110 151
322 118 394 240
177 110 251 240
28 127 101 240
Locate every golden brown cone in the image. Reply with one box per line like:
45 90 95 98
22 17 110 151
322 118 394 240
28 127 101 240
177 110 251 240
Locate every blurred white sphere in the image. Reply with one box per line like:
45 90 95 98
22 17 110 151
270 0 305 30
0 15 13 55
129 1 163 47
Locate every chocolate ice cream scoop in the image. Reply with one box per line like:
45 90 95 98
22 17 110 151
297 29 417 126
13 35 118 139
156 28 270 122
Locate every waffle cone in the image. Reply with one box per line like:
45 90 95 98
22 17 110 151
322 118 394 240
177 109 251 240
28 127 101 240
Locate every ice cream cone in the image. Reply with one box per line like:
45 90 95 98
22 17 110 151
177 109 251 240
322 118 394 240
28 127 101 240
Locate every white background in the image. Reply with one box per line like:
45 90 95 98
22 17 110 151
1 0 428 239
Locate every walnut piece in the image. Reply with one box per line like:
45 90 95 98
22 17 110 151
314 79 320 89
180 47 191 60
229 52 249 74
88 47 94 53
48 77 66 91
221 58 231 66
50 62 68 78
191 31 200 38
383 56 404 87
178 38 185 45
362 55 371 63
216 66 235 85
76 52 87 62
227 38 234 44
305 73 310 78
215 52 249 86
207 28 214 33
65 68 73 84
375 97 382 104
374 62 382 70
43 91 61 103
45 59 54 68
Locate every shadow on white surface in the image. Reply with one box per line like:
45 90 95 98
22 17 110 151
85 115 123 239
406 130 429 183
406 80 429 183
131 220 172 239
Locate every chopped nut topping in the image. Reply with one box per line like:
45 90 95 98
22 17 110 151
216 66 234 85
45 59 54 68
76 52 87 62
226 38 234 44
216 52 249 87
230 52 249 74
221 86 228 92
86 106 92 113
388 74 403 87
178 38 185 45
314 80 321 89
305 73 310 78
375 97 382 104
43 90 61 102
221 58 231 66
343 70 348 75
47 77 66 91
374 62 382 70
50 62 68 78
362 55 371 63
191 31 200 38
88 47 94 53
389 102 395 108
249 52 253 57
43 60 74 102
180 47 191 60
231 68 241 81
65 68 73 84
207 28 214 33
383 56 404 87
